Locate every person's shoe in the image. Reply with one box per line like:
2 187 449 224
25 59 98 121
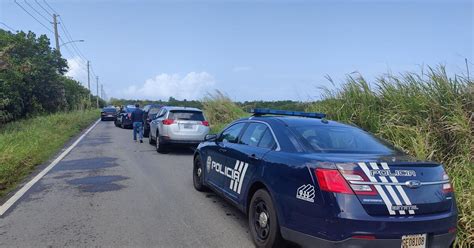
140 140 143 143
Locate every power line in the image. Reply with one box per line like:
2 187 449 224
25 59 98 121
42 0 57 15
14 0 53 33
0 22 16 32
34 0 53 17
24 0 51 24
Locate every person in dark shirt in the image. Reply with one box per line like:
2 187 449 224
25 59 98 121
130 103 145 143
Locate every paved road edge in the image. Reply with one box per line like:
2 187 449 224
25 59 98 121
0 118 101 217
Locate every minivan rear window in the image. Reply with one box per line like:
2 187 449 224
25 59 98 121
168 110 205 121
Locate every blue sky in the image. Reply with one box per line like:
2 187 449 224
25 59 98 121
1 0 473 101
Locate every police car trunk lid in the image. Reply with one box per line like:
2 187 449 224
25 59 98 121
336 162 453 216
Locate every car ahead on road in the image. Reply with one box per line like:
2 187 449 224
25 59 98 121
100 107 117 121
142 104 163 138
148 106 210 152
114 105 136 129
192 108 457 248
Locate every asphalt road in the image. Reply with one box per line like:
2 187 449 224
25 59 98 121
0 120 254 247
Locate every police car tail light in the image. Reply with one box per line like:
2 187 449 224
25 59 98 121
442 172 453 193
127 113 131 119
341 170 378 196
315 169 353 194
201 121 209 126
162 119 174 125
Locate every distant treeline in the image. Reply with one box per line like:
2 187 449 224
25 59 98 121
109 96 309 112
0 30 104 125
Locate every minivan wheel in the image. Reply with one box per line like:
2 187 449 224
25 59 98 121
249 189 284 248
193 157 208 192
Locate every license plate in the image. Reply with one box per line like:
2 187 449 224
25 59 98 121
401 234 427 248
107 115 113 117
182 124 193 129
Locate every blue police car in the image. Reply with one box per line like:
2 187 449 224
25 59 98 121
192 109 457 248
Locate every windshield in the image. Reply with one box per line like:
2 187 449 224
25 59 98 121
168 110 205 121
291 125 400 154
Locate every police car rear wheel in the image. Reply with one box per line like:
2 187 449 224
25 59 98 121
193 157 207 191
249 189 284 248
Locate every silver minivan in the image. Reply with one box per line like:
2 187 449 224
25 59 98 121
148 106 210 152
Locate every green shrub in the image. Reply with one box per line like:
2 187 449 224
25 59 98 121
202 90 248 133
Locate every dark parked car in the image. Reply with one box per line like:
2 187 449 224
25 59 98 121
114 105 136 129
142 104 163 137
100 107 117 121
193 108 457 248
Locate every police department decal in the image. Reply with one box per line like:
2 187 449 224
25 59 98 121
296 184 315 203
208 158 249 194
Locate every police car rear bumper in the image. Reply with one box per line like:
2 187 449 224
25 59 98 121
281 227 455 248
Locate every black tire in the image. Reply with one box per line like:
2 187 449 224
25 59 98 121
193 156 208 192
121 118 125 129
249 189 284 248
156 131 166 153
114 119 119 127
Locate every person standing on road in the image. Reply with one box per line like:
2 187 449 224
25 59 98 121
131 103 145 143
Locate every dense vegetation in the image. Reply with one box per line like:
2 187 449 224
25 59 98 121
0 30 103 125
202 66 473 247
0 109 99 197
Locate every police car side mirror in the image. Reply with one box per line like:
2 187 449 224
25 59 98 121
204 134 217 141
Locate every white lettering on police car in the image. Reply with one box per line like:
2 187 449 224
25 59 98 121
296 184 315 203
209 158 248 194
206 156 212 173
370 169 416 177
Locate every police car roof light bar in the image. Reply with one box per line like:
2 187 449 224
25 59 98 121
250 108 326 119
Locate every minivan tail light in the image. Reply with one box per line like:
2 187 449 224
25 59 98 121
201 121 209 126
162 119 174 125
127 113 131 119
315 169 353 194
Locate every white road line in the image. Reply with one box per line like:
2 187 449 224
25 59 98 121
0 119 101 217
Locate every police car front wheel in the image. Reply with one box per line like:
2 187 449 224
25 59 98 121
193 157 208 192
249 189 284 248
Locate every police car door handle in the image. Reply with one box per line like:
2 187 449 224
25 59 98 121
248 154 260 161
218 148 227 153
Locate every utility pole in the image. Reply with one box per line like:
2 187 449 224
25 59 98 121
96 76 99 109
87 61 91 106
53 14 60 52
101 84 104 99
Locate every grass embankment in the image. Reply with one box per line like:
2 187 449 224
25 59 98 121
202 90 247 133
0 109 99 197
203 66 473 246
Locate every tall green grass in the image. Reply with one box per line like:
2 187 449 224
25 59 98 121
307 66 473 247
0 110 99 197
202 90 247 133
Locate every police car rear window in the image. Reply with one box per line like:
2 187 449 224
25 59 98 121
291 125 397 154
168 110 205 121
103 108 116 112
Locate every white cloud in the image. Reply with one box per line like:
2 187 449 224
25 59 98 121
65 57 88 83
232 66 252 72
122 72 216 100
